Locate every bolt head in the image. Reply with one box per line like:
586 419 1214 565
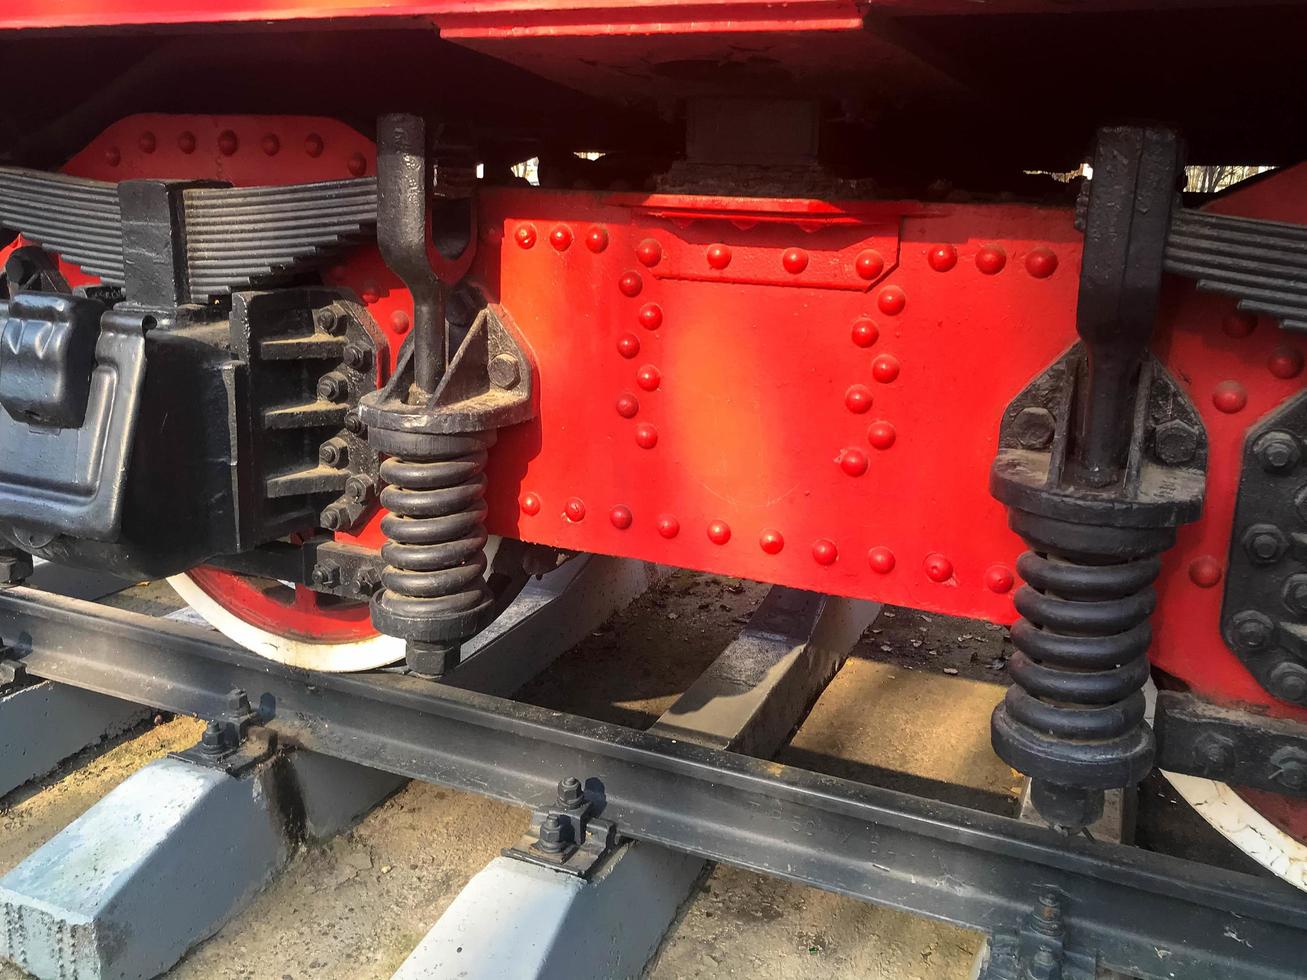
1254 431 1302 474
557 776 584 808
343 344 371 370
1270 746 1307 789
1243 523 1288 565
310 563 339 588
316 308 343 335
320 507 345 531
1269 662 1307 703
1193 732 1236 770
345 475 374 504
1285 575 1307 616
344 412 365 435
1230 610 1275 651
1153 419 1199 466
488 353 521 390
1012 407 1055 450
317 374 347 402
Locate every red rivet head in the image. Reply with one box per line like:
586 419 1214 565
638 303 663 330
520 493 541 516
1213 380 1247 414
1222 311 1257 338
872 354 901 384
851 318 879 348
759 529 785 555
104 147 121 167
361 282 381 304
845 385 873 414
616 334 641 359
635 423 659 449
840 448 869 477
924 553 954 583
877 286 906 316
391 310 411 334
928 245 957 272
586 227 609 253
637 364 661 391
1189 556 1223 588
636 239 662 266
976 245 1007 275
137 131 156 154
657 515 681 539
177 131 197 154
707 520 732 545
610 505 633 530
984 564 1014 593
855 250 885 281
868 547 896 574
615 393 639 418
812 539 838 565
707 244 732 270
783 248 809 274
619 271 643 297
515 224 537 249
261 134 281 156
347 152 368 177
304 133 324 158
1025 247 1057 279
867 421 897 449
550 225 573 251
1269 345 1304 379
565 498 586 522
217 130 239 156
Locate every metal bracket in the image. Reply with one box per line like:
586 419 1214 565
981 892 1098 980
503 776 619 878
171 688 277 776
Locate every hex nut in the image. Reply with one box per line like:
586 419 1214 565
1254 430 1302 474
1229 610 1275 652
1269 661 1307 703
1153 419 1199 465
1285 575 1307 617
1192 732 1236 771
1013 407 1055 450
1242 523 1289 565
1269 745 1307 790
489 353 522 390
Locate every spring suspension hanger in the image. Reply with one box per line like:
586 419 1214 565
359 114 534 676
990 127 1208 832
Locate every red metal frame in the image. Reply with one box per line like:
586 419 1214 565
9 112 1307 728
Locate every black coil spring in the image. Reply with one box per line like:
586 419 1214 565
993 521 1165 790
373 433 494 644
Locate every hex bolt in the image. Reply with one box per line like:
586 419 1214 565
1284 575 1307 617
1153 419 1199 466
319 438 349 468
345 474 376 505
227 688 252 714
1013 407 1055 450
536 813 568 854
320 506 346 531
1254 430 1302 474
1192 732 1236 771
200 719 227 755
317 372 349 402
1269 746 1307 791
1269 662 1307 703
1242 523 1288 565
310 563 340 589
344 411 366 436
1230 610 1275 652
556 776 584 809
315 308 343 335
343 344 372 371
489 353 522 390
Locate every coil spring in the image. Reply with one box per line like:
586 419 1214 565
992 517 1166 797
372 433 494 652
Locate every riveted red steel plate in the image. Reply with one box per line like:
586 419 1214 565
11 113 1307 726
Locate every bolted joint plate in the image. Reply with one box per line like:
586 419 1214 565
990 344 1207 533
358 295 534 437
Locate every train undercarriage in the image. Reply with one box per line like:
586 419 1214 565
1 2 1307 977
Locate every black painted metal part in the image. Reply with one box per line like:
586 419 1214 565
361 114 533 675
1 585 1305 980
991 127 1207 832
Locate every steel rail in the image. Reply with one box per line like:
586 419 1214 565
1 586 1304 979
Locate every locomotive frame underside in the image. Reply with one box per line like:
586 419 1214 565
2 3 1307 979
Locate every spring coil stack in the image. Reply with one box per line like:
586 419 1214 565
992 510 1174 829
373 433 495 672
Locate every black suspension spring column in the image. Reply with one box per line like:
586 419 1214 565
990 127 1207 831
359 114 534 676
